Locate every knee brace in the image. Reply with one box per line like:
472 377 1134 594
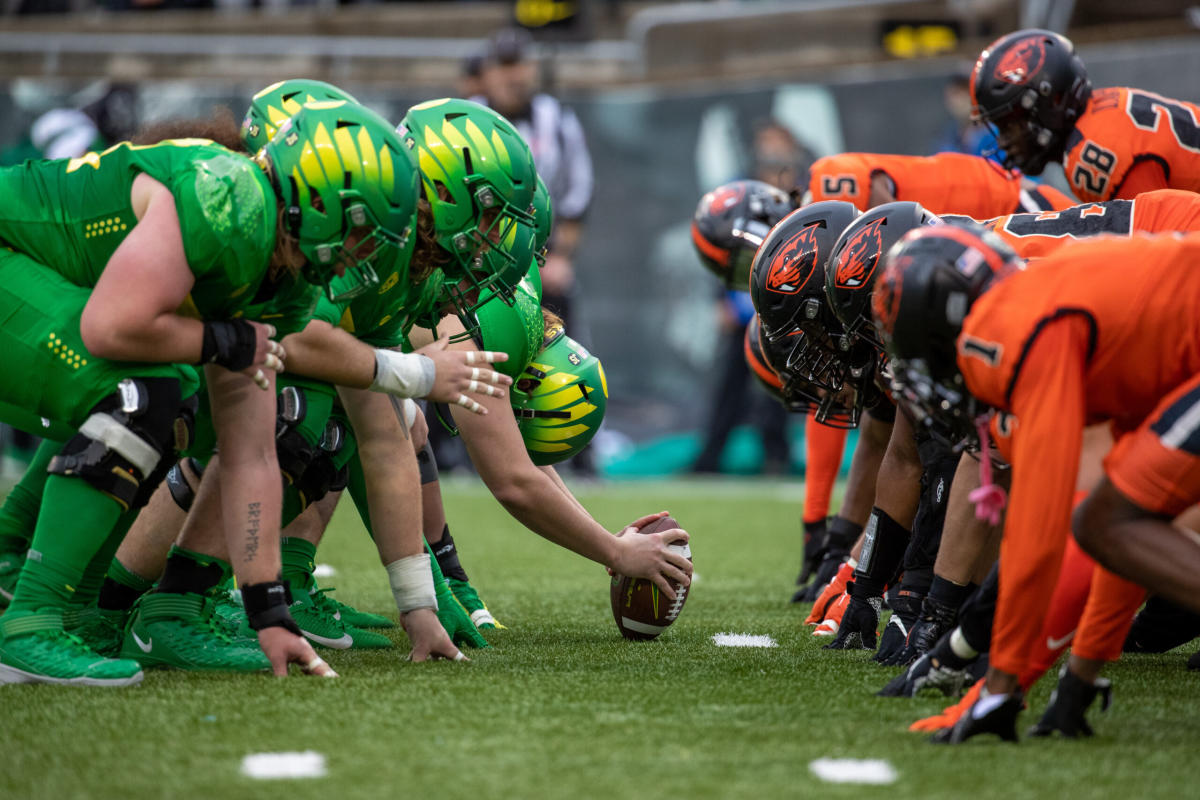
292 418 348 508
275 385 315 484
165 457 205 512
49 378 185 511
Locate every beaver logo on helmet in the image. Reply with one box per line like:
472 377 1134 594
765 224 821 294
707 184 746 217
993 36 1045 85
872 254 906 342
833 218 885 290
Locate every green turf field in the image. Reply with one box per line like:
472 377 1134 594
2 478 1196 799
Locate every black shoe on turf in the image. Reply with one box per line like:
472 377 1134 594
1028 665 1112 738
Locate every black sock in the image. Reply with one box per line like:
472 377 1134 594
98 577 146 611
430 526 469 583
156 547 226 596
928 574 976 612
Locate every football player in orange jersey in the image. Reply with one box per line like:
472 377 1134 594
804 151 1073 216
690 182 853 594
877 224 1200 742
972 29 1200 203
945 188 1200 256
746 201 899 605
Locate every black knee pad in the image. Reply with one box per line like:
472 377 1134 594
416 440 439 485
49 377 184 510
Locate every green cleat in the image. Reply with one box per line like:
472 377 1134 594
0 550 24 609
312 587 395 630
436 576 490 649
0 611 143 687
289 586 393 650
66 606 129 659
208 586 258 647
120 593 270 672
447 578 505 630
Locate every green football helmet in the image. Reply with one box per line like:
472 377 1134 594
476 259 545 379
260 100 418 303
398 98 538 322
242 79 359 154
512 324 607 466
532 175 553 267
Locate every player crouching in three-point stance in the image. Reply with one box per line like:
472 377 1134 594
875 222 1200 742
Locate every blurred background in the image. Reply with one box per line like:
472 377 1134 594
0 0 1197 478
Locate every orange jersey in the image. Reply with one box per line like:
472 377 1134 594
1064 87 1200 202
961 189 1200 259
805 152 1073 217
956 233 1200 675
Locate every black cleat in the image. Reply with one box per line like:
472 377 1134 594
1029 665 1112 738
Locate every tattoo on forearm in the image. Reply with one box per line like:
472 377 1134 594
245 502 261 561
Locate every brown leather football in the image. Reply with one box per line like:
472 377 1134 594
610 515 692 641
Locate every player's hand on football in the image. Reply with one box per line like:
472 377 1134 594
611 516 692 601
402 607 468 663
243 322 286 390
416 336 511 415
257 626 338 678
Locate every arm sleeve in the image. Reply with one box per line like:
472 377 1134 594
554 108 593 221
989 316 1091 677
1114 158 1169 199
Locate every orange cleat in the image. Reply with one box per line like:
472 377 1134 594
910 677 983 733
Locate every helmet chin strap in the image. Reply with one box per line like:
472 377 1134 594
967 413 1008 525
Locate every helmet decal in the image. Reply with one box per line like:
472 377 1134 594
872 254 906 342
993 36 1045 85
706 183 746 217
833 217 885 289
765 224 821 294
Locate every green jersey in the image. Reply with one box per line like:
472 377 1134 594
311 258 420 348
0 139 316 335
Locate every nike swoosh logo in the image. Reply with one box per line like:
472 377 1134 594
302 630 353 649
132 631 153 653
333 611 341 622
1046 631 1075 651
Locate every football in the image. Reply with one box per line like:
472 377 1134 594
610 515 692 641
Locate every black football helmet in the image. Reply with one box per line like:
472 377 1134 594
745 315 861 426
970 28 1091 175
873 220 1023 447
748 201 861 393
826 201 940 357
691 180 795 289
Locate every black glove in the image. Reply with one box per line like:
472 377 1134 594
1029 665 1112 738
892 593 959 666
873 589 924 665
825 581 882 650
877 633 972 698
932 689 1023 744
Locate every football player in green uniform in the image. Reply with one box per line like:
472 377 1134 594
0 101 416 685
77 90 538 667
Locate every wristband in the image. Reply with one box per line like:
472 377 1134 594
385 553 438 613
370 349 436 398
201 320 258 371
241 580 302 635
